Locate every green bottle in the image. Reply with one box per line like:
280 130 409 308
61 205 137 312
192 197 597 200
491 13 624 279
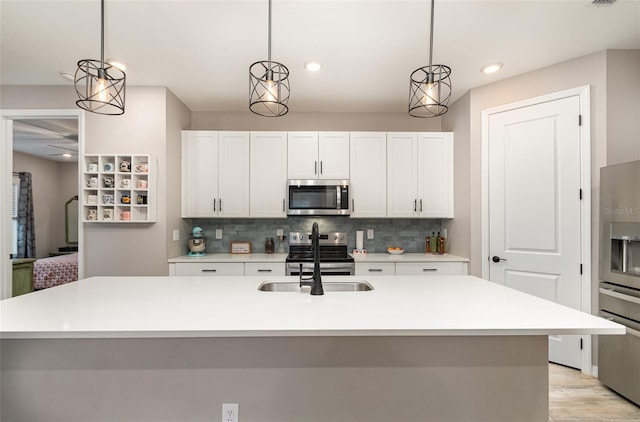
430 231 437 253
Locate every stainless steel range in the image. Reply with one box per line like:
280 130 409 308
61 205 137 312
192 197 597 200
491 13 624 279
599 161 640 406
286 232 354 276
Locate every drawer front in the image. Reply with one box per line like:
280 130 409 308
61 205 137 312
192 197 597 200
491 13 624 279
395 262 465 276
173 262 244 276
355 262 395 276
244 262 286 276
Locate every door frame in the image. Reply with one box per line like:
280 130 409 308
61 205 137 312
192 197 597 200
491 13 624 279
0 109 85 299
480 85 592 373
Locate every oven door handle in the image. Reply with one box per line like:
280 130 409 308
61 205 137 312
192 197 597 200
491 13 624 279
600 287 640 305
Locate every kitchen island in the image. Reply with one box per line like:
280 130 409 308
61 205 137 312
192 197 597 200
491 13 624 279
1 275 623 421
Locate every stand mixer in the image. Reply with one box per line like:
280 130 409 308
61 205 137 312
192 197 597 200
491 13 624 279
188 227 207 257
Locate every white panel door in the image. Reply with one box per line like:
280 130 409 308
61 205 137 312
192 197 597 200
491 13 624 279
417 133 453 218
318 132 350 179
287 132 318 179
181 131 218 217
250 132 287 217
387 132 418 217
218 131 250 217
349 132 387 217
489 96 582 368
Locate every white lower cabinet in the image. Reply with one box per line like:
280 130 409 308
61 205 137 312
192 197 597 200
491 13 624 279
244 262 286 276
355 262 395 276
171 263 244 276
395 262 467 275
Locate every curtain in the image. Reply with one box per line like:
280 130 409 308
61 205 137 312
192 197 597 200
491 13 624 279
16 172 36 259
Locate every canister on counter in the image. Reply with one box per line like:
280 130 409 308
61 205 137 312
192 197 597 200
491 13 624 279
265 237 275 254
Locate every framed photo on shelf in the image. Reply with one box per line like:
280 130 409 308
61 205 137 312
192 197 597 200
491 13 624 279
230 242 251 254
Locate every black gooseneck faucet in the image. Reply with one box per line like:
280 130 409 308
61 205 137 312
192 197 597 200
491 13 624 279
299 222 324 295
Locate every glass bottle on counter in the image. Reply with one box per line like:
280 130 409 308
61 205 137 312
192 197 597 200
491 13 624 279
265 237 275 254
425 235 432 254
429 231 437 253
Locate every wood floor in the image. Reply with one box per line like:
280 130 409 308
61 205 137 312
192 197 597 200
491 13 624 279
549 363 640 421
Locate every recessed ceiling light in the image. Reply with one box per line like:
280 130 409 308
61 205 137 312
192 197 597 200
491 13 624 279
62 153 73 158
304 61 324 72
481 62 503 74
59 71 75 82
107 59 127 71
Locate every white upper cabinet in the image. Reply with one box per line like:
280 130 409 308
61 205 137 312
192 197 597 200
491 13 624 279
318 132 350 179
250 132 288 217
182 131 249 218
387 132 419 217
287 132 349 179
387 132 453 218
417 133 453 218
349 132 387 218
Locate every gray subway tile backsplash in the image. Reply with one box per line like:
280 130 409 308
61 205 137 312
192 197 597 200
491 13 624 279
188 217 442 254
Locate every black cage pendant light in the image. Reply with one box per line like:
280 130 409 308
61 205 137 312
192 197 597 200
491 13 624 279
74 0 126 115
249 0 290 117
408 0 451 118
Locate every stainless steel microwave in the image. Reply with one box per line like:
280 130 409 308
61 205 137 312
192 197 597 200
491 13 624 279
287 179 350 216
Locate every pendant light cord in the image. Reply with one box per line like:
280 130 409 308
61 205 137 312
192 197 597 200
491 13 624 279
267 0 272 64
428 0 434 68
100 0 105 68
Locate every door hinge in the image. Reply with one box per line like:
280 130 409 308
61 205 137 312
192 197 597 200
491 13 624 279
580 338 583 350
578 114 582 126
580 264 583 274
579 188 583 200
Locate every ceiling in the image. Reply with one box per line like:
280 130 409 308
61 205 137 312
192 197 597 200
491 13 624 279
1 0 639 115
12 119 79 162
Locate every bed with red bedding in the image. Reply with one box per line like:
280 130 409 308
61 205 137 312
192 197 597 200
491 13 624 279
33 253 78 290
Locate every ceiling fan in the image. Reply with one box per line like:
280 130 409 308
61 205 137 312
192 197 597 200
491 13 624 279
48 144 78 158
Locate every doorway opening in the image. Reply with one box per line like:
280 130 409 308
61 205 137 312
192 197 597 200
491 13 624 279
1 109 85 299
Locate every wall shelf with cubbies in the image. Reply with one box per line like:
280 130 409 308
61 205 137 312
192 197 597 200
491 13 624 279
82 154 156 223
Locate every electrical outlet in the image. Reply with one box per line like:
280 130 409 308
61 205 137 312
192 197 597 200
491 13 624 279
276 228 284 236
216 229 223 239
367 229 374 239
442 229 448 238
222 403 238 422
172 229 179 241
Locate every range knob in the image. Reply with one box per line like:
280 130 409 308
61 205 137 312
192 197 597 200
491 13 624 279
334 235 338 240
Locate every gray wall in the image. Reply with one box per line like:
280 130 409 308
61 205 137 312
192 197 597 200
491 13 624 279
442 91 471 261
606 50 640 165
1 85 192 277
192 110 442 132
12 151 77 258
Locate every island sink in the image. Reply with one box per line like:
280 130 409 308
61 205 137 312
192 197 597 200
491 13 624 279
258 280 374 292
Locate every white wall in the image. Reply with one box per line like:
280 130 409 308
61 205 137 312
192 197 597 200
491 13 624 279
12 152 77 258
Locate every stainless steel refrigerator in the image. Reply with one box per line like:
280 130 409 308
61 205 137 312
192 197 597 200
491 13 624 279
599 160 640 405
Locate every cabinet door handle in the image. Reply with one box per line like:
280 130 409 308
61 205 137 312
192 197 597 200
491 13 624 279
283 198 285 212
257 269 272 273
422 268 437 272
352 199 355 212
213 198 216 212
320 161 323 174
420 199 423 212
368 268 383 272
315 161 318 175
414 199 417 212
219 198 222 212
202 269 217 273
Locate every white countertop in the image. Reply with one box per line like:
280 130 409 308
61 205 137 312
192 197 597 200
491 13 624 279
0 275 623 339
167 252 468 264
353 252 469 262
169 253 288 263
